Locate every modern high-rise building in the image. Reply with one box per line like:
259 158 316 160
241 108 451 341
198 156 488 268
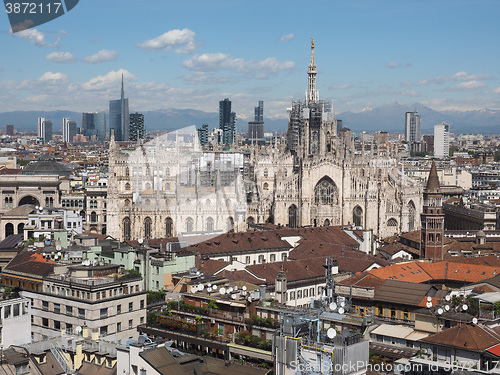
434 122 450 159
405 110 421 143
62 118 77 143
6 125 14 136
197 123 209 145
129 112 145 142
248 101 264 139
37 117 52 143
219 98 236 145
109 75 129 142
82 112 106 142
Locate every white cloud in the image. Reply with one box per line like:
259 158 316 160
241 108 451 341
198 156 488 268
183 53 295 74
45 51 76 63
493 87 500 94
385 62 399 68
448 81 487 91
13 28 45 45
83 49 119 64
279 33 294 42
137 29 197 54
330 84 352 90
82 69 137 91
38 72 69 83
418 71 494 85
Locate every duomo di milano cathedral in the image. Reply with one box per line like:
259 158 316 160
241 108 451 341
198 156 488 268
107 41 422 242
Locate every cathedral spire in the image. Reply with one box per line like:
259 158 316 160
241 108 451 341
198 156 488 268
306 39 318 104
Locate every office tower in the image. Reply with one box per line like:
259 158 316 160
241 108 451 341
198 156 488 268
248 101 265 139
336 119 343 131
6 125 14 136
420 161 444 261
405 110 421 143
197 123 208 145
422 135 434 154
37 117 52 142
82 112 106 142
219 98 236 145
129 113 145 142
109 75 129 142
434 122 450 159
62 118 77 143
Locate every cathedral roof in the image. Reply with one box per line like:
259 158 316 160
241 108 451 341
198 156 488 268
425 160 441 194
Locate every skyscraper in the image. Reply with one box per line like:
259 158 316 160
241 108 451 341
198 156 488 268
434 122 450 159
6 125 14 136
82 112 106 142
197 123 209 145
219 98 236 145
248 101 264 139
405 110 421 143
62 118 77 143
37 117 52 143
109 75 129 142
129 113 145 142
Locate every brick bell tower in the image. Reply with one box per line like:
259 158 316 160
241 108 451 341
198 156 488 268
420 161 444 261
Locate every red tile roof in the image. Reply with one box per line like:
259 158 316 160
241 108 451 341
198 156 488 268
421 324 500 352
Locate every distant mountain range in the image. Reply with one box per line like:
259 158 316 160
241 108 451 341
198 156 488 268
1 102 499 135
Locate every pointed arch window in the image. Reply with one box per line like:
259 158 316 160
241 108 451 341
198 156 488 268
288 205 298 228
314 177 338 205
123 217 131 241
353 206 363 227
144 217 152 239
165 217 173 237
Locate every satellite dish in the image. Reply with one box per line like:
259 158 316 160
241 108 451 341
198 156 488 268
138 238 144 244
219 287 226 295
198 284 204 291
242 286 247 291
228 287 234 293
462 304 468 311
329 302 337 311
231 294 236 300
138 336 146 344
75 326 82 334
191 285 197 292
212 285 218 290
207 287 212 293
472 317 478 324
426 302 432 308
445 295 451 301
437 308 444 315
338 307 345 314
234 286 238 291
327 328 337 339
207 283 212 287
340 301 345 308
445 305 450 311
427 296 432 302
248 296 252 302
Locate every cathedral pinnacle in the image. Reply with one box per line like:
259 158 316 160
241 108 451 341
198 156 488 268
307 39 318 104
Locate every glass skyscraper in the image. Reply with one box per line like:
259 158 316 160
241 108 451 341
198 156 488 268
109 75 129 142
219 98 236 145
129 112 145 142
82 112 106 142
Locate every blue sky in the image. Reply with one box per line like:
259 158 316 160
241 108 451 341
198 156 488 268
1 0 500 121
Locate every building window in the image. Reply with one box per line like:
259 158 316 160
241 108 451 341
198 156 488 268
144 217 152 239
42 301 49 311
123 217 131 241
353 206 363 227
290 291 295 300
129 302 133 312
206 217 214 232
140 317 144 324
314 177 338 205
100 308 108 318
270 254 276 262
100 326 107 336
117 322 121 332
53 304 60 314
42 318 49 327
140 300 145 309
129 319 133 329
297 290 302 299
165 217 173 237
78 308 85 318
186 217 194 233
245 256 250 264
66 306 73 315
282 253 287 261
288 205 297 228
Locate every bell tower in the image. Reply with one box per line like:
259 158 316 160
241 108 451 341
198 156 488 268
420 161 444 261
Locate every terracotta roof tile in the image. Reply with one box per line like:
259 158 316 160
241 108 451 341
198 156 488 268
420 324 500 352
